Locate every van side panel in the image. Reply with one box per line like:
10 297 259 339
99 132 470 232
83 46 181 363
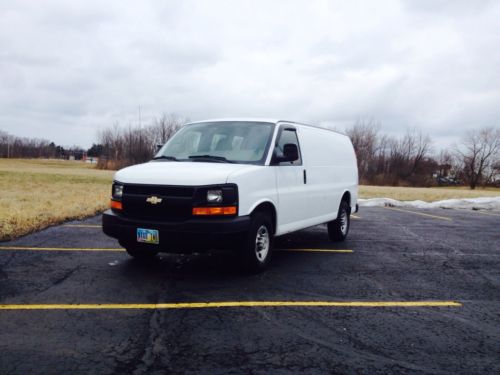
283 125 358 232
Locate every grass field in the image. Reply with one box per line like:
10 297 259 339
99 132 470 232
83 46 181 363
1 159 499 241
0 159 113 241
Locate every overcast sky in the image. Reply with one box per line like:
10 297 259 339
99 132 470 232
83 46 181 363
1 0 499 150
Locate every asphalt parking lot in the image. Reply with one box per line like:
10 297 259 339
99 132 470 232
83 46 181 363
0 207 499 374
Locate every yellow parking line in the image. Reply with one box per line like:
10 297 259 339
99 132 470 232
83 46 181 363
351 214 361 219
276 249 353 253
383 206 452 221
0 300 462 310
63 224 101 228
0 246 123 252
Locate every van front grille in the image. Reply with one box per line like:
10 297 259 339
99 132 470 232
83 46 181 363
124 185 194 197
121 184 195 221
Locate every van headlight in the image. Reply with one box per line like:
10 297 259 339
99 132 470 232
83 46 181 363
207 189 223 203
193 184 238 207
192 185 238 216
113 183 123 199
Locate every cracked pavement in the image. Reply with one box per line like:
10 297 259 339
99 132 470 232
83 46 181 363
0 207 499 374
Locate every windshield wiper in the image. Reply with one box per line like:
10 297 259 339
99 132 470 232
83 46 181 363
152 155 179 161
188 155 235 163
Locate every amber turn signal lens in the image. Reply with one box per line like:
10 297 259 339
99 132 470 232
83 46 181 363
192 206 237 216
223 206 237 215
110 200 123 210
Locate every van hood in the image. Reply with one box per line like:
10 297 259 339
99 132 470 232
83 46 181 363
114 161 257 186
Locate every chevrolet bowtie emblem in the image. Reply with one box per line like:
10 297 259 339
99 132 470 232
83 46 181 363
146 196 163 205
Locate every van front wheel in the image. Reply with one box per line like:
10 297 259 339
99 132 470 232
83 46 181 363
240 212 274 272
328 201 350 242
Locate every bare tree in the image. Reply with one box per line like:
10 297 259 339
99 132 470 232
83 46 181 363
96 113 186 170
345 119 380 183
0 130 9 157
149 113 184 154
483 160 500 186
490 160 500 186
155 113 183 142
345 122 433 186
399 129 432 179
456 127 500 189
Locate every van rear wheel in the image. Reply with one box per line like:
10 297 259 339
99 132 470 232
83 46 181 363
240 212 274 272
328 201 350 242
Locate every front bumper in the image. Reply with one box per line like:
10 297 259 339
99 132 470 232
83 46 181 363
102 209 251 252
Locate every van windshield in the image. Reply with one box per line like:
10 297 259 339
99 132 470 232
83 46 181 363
154 121 275 165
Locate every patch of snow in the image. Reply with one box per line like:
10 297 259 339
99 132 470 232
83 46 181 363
358 196 500 211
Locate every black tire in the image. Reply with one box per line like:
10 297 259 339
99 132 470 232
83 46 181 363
327 200 350 242
240 212 274 272
120 241 159 260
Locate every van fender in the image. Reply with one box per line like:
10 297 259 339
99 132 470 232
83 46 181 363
246 198 278 216
245 199 278 233
340 189 352 211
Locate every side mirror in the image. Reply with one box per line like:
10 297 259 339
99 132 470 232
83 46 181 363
156 144 164 153
279 143 299 163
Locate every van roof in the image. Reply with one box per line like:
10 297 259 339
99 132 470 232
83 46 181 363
186 118 280 125
186 118 346 135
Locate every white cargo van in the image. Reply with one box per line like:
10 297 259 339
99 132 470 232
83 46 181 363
103 119 358 271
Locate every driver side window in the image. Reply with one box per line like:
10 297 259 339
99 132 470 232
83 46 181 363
274 128 302 165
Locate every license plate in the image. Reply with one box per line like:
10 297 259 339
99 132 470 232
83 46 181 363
137 228 159 244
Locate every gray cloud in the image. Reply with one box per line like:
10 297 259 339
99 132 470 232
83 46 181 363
0 0 499 150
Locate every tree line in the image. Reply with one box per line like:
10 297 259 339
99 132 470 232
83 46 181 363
345 120 499 189
0 113 184 166
0 130 84 159
1 117 498 189
95 117 500 189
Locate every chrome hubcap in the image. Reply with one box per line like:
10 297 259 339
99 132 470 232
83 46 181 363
340 209 348 235
255 225 270 262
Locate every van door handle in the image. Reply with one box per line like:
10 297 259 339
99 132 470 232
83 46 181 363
303 169 307 184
